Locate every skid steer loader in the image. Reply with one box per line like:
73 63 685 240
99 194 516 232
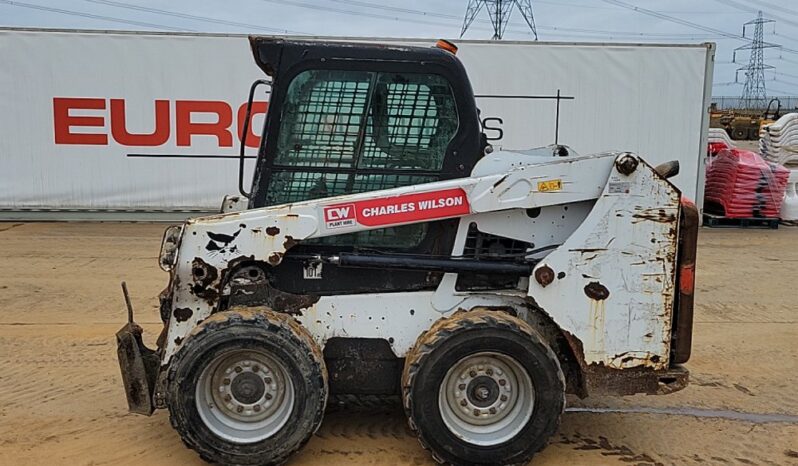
116 37 698 465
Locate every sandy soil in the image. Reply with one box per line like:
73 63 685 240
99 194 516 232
734 140 761 152
1 222 797 465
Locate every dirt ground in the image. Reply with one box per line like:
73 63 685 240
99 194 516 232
1 222 797 466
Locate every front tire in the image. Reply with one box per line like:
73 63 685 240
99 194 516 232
167 308 327 465
402 309 564 465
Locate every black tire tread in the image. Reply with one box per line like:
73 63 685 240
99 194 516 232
167 307 327 466
401 308 565 465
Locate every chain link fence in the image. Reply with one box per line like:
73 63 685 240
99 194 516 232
711 96 798 111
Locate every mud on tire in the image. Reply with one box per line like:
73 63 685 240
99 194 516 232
402 309 565 466
167 307 327 466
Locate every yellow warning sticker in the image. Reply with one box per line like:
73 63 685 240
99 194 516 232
537 179 563 192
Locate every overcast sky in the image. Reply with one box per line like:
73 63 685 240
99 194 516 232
2 0 797 98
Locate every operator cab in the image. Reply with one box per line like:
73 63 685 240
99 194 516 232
245 37 484 207
237 37 487 295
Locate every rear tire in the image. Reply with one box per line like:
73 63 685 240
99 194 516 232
402 309 564 465
167 308 327 465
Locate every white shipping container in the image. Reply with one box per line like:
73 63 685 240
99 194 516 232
0 28 714 219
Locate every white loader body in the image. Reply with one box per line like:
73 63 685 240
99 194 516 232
161 149 679 371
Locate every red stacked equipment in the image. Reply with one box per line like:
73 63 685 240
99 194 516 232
707 141 729 157
704 148 790 219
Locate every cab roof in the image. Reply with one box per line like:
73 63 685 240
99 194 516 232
248 36 462 77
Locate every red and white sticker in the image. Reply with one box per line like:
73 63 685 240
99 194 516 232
323 188 470 230
323 203 357 229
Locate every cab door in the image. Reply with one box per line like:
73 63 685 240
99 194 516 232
253 68 469 294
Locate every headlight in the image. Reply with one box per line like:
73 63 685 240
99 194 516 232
159 225 183 271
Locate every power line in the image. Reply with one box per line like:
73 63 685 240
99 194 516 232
262 0 729 41
773 33 798 45
774 77 798 88
713 0 763 15
499 0 749 14
328 0 536 36
320 0 731 41
601 0 746 40
258 0 445 25
539 31 721 40
329 0 742 15
713 0 798 30
262 0 538 38
324 0 729 39
521 31 721 41
538 27 718 38
0 0 190 31
84 0 309 34
326 0 465 18
748 0 798 19
768 87 798 95
285 0 494 36
535 0 748 15
507 0 617 10
268 0 531 38
600 0 798 55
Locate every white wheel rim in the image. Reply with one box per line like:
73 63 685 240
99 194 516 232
196 349 294 444
438 351 535 446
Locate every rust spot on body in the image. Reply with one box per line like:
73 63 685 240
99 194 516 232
535 265 555 287
268 252 283 265
272 293 320 314
583 362 687 396
191 258 219 302
265 226 280 236
283 236 297 250
584 281 610 300
633 208 676 224
173 307 193 322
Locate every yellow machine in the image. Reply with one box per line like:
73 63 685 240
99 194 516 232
710 98 782 140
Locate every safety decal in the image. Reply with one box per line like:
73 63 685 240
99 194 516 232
537 179 563 192
323 188 470 229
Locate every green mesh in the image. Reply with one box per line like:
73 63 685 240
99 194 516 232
266 69 458 248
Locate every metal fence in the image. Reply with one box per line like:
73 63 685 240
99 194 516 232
711 96 798 111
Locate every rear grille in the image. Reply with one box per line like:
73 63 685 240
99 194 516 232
462 224 532 260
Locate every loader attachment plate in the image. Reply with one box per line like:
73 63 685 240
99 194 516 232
116 322 159 415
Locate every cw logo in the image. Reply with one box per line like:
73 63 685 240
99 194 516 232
324 205 354 222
